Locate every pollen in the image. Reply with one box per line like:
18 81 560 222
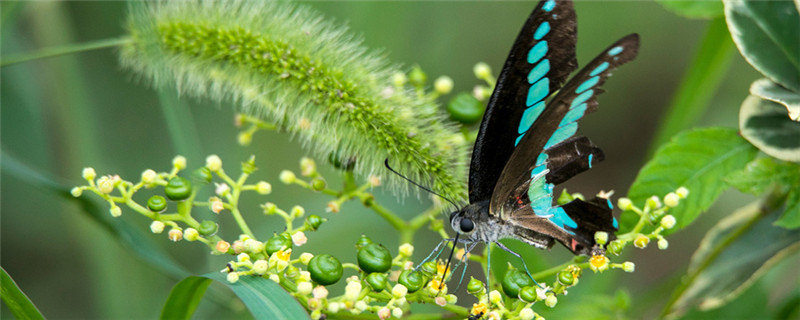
471 303 488 316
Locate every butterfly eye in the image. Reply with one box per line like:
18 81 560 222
460 218 475 233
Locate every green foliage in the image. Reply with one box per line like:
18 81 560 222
624 128 758 232
656 0 724 19
727 157 800 228
120 0 468 201
664 201 800 317
724 0 800 91
162 273 308 320
751 78 800 121
739 96 800 162
1 267 45 320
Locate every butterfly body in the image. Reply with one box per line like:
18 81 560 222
440 0 639 262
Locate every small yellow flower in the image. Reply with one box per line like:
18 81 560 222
471 303 488 316
275 249 291 261
589 254 610 272
634 234 650 248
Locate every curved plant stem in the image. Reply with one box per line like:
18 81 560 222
0 37 131 67
648 17 735 156
658 187 787 317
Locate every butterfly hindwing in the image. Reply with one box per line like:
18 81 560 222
469 0 578 204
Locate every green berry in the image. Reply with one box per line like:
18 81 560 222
366 273 389 292
502 268 534 298
467 277 484 293
305 214 325 231
408 66 427 87
198 220 218 236
308 254 343 286
311 178 326 191
357 243 392 273
164 176 192 201
265 233 292 255
446 93 484 124
557 271 574 286
420 261 437 276
192 167 213 184
147 195 167 212
355 234 373 250
398 270 425 293
519 286 538 302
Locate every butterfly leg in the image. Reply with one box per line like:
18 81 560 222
414 238 455 272
494 241 544 288
452 241 480 291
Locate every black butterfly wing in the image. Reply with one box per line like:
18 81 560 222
469 0 578 204
495 34 640 252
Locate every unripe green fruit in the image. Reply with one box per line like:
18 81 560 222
192 167 213 183
355 234 373 250
558 271 574 286
398 270 425 293
519 286 538 302
164 176 192 201
366 273 389 292
467 277 484 293
265 234 292 255
147 195 167 212
446 93 484 124
502 268 534 298
357 243 392 273
198 220 218 236
305 214 325 231
307 254 343 286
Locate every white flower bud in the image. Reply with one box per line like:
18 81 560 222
617 197 633 211
269 274 280 283
392 308 403 318
253 259 268 275
399 243 414 257
279 170 296 184
109 206 122 217
473 62 492 80
82 167 96 181
676 186 689 199
519 308 535 320
291 231 308 246
290 206 305 218
594 231 609 245
664 192 680 207
299 253 314 265
226 272 239 283
392 284 408 298
97 176 114 194
172 155 187 170
545 293 558 308
141 169 158 184
168 228 183 241
184 228 199 241
70 187 83 197
150 221 165 234
434 76 454 94
299 157 316 176
392 72 407 87
660 215 676 229
658 238 669 250
378 308 391 320
256 181 272 194
622 261 635 273
297 281 313 295
327 302 341 313
489 290 502 305
345 281 362 300
312 285 328 299
205 155 222 172
354 301 368 312
237 253 251 262
215 183 230 196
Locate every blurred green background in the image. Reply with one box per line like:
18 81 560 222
1 1 777 319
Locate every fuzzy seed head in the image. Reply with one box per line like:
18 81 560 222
297 281 313 295
634 234 650 248
676 186 689 199
227 272 240 283
434 76 454 94
622 261 635 273
150 221 166 234
216 240 231 253
617 197 633 211
661 215 677 229
205 155 222 172
291 231 308 246
184 228 200 241
256 181 272 194
168 228 183 241
519 308 535 320
82 167 97 181
664 192 680 207
279 170 296 184
172 155 187 170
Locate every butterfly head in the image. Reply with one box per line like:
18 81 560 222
449 210 475 235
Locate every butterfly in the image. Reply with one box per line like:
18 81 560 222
420 0 639 289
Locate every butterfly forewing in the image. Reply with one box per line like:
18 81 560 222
469 0 578 204
491 34 640 227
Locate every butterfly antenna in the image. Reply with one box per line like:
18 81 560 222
384 158 460 210
438 232 459 296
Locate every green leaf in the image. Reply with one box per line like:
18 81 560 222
160 277 213 320
750 78 800 121
725 157 800 195
623 128 758 233
739 95 800 162
1 267 45 320
776 189 800 229
657 0 724 19
1 154 190 279
665 201 800 317
724 0 800 91
162 273 309 320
